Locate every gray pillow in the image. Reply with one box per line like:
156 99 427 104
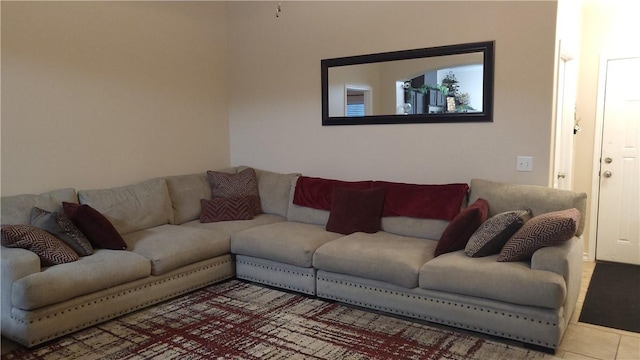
30 207 94 256
465 209 531 257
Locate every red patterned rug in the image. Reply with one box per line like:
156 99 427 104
2 280 551 359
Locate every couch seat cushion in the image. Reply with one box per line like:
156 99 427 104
182 213 285 237
12 249 151 310
313 232 438 289
123 224 230 275
231 222 343 267
419 251 566 309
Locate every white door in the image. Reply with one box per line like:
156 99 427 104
596 56 640 265
553 54 577 190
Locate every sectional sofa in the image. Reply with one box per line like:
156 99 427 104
1 166 586 353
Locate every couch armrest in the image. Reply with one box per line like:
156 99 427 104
1 248 40 322
531 236 581 278
531 236 583 326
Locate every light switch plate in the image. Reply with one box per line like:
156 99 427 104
517 156 533 172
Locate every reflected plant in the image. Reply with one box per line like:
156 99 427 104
414 84 449 96
456 92 470 105
441 71 459 96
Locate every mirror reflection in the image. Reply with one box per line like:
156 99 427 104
321 41 494 125
329 53 483 117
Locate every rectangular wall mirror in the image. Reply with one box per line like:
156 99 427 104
322 41 495 126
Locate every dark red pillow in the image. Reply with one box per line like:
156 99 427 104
62 202 127 250
434 198 489 257
326 187 386 235
200 197 254 223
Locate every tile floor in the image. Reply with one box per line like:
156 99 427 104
2 261 639 359
556 261 640 360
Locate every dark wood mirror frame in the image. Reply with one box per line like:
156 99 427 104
321 41 495 126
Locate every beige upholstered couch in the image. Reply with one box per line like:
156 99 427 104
1 166 586 353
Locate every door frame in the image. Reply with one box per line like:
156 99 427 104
587 52 640 261
552 41 577 190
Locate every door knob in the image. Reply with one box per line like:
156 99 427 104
557 173 566 179
604 157 613 164
603 171 612 178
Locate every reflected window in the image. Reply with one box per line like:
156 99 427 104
398 64 483 115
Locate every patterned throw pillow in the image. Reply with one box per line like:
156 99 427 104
199 197 254 223
30 207 94 256
465 209 532 257
207 168 262 215
498 208 580 262
434 199 489 257
1 224 79 266
63 202 127 250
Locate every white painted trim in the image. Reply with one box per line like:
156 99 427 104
586 55 607 262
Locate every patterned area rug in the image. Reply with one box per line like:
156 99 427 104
2 280 551 360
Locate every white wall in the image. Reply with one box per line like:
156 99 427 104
1 2 230 195
227 1 558 185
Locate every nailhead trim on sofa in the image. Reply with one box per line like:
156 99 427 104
7 258 233 347
316 275 560 349
236 256 316 295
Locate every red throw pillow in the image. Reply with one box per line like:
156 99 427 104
63 202 127 250
200 197 254 223
434 198 489 257
325 187 386 235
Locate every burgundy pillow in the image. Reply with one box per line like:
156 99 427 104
62 202 127 250
498 208 580 262
1 224 79 266
207 168 262 215
326 187 386 235
434 198 489 257
200 197 254 223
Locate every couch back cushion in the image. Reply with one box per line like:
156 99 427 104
238 166 301 218
469 178 588 236
287 177 331 225
165 167 238 225
288 176 467 238
1 188 78 225
78 178 173 235
292 176 468 222
292 176 375 210
377 181 468 221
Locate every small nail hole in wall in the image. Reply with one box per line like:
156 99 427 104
276 3 282 18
